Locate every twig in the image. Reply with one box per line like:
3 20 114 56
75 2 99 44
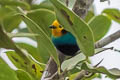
114 48 120 53
74 59 103 80
95 30 120 48
94 58 104 67
95 47 114 55
74 70 87 80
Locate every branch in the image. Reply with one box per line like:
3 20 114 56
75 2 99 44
74 70 87 80
72 0 94 18
41 51 65 80
95 30 120 48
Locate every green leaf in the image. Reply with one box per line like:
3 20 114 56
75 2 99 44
85 11 95 23
0 0 30 10
0 25 29 59
3 14 21 32
61 48 108 71
7 33 39 38
109 68 120 76
18 28 29 33
0 58 19 80
27 9 55 37
81 62 120 79
88 15 111 41
0 7 21 32
16 42 42 63
15 69 33 80
6 51 44 80
21 14 60 65
6 51 29 71
61 53 86 71
0 24 43 79
0 7 15 21
50 0 94 56
31 0 54 11
17 28 36 40
0 26 17 49
102 8 120 23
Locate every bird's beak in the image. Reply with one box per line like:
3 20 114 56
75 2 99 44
49 25 56 29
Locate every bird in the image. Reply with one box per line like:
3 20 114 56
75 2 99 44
49 20 80 56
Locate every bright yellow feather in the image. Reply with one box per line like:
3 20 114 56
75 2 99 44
51 20 63 37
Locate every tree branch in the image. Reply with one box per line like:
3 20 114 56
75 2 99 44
95 30 120 48
41 51 65 80
72 0 94 18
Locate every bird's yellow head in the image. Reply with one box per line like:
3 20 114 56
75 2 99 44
49 20 64 37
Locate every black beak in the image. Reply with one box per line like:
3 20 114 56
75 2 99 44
49 25 56 29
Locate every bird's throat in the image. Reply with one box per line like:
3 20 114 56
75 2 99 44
52 29 62 37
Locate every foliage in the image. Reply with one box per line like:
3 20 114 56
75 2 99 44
0 0 120 80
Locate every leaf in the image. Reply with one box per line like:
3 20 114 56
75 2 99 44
17 28 36 40
0 24 43 79
61 47 109 71
31 0 54 11
109 68 120 76
0 26 17 49
6 51 44 80
0 25 29 59
88 15 111 41
18 28 29 33
102 8 120 23
81 62 120 79
0 0 30 10
50 0 94 56
27 9 55 37
15 69 33 80
21 14 60 65
0 58 19 80
7 33 39 38
0 7 15 21
16 42 42 63
61 53 86 71
85 11 95 23
0 7 21 32
3 14 21 32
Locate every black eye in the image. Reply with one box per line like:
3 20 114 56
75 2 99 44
49 25 56 29
53 26 57 29
59 25 62 28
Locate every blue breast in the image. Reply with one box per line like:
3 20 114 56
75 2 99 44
52 32 77 46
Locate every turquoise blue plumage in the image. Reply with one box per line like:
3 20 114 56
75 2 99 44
52 32 77 46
